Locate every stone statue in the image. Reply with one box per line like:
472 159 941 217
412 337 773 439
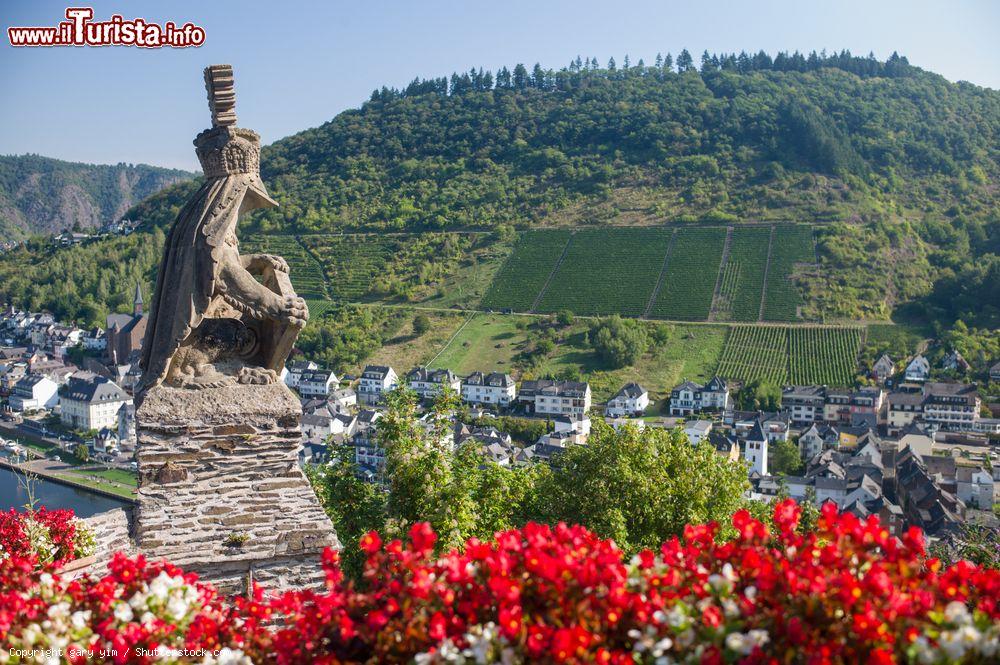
138 64 308 397
132 65 337 593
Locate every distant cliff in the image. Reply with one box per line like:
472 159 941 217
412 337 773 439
0 154 195 238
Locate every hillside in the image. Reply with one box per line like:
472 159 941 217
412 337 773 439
0 51 997 334
0 154 195 238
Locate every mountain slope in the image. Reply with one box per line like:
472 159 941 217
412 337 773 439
0 154 195 238
0 53 997 328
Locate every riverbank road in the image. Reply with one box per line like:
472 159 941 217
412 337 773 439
6 456 137 498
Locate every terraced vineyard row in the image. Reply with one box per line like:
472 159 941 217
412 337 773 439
301 235 397 301
535 228 671 316
788 326 862 386
725 226 771 321
481 230 572 311
649 227 728 320
716 325 789 384
240 235 328 299
716 325 861 386
762 225 815 321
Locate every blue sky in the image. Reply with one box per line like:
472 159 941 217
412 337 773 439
2 0 999 170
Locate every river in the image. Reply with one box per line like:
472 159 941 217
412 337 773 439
0 463 130 518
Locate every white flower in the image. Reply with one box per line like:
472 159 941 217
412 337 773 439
726 632 748 654
129 590 148 610
939 625 981 661
70 610 91 630
47 601 71 620
203 648 252 665
38 572 54 587
944 601 970 625
746 630 770 648
912 636 935 665
113 601 134 623
166 595 190 620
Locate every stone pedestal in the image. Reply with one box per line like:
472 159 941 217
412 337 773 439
135 382 338 593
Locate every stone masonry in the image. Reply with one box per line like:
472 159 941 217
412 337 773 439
134 381 338 593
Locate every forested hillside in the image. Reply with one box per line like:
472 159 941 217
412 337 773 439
0 50 997 329
0 155 194 238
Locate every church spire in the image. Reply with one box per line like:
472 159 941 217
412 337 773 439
133 283 143 317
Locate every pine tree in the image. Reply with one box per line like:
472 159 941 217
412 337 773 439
512 63 528 89
676 49 693 72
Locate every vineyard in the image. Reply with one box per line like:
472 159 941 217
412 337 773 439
481 229 572 311
240 235 328 299
788 326 862 386
534 228 671 316
648 227 728 320
716 325 862 386
251 224 823 322
724 226 771 322
300 234 397 301
762 225 816 321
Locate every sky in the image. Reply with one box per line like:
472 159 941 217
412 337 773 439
2 0 999 171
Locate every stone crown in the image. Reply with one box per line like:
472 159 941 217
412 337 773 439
194 126 262 179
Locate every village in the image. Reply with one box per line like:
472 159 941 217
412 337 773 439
1 291 997 541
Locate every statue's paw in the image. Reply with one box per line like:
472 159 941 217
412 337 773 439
262 254 289 273
280 296 309 326
237 367 278 385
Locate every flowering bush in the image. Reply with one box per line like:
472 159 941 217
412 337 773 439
0 508 93 568
2 500 999 664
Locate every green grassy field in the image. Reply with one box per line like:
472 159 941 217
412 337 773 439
534 228 672 316
423 313 728 408
649 227 728 320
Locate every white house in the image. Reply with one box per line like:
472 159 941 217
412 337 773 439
283 360 319 390
554 413 591 440
871 354 894 383
683 419 712 445
956 466 994 509
59 373 131 431
941 350 970 373
741 420 768 476
461 371 517 407
668 377 729 416
904 355 930 382
8 374 59 412
407 368 461 399
798 423 839 460
605 383 649 418
358 365 398 404
298 369 339 398
520 380 592 416
330 388 357 410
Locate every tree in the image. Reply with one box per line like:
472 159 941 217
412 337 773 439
412 313 431 336
771 437 804 475
556 310 574 326
676 49 694 72
533 422 749 552
735 380 781 411
512 63 529 89
590 315 649 368
305 447 387 577
663 52 673 72
73 444 89 462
